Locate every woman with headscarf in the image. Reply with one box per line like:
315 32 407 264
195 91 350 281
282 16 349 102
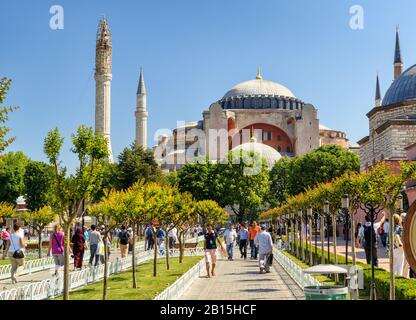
71 228 85 270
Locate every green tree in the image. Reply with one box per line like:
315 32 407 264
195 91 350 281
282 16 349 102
0 78 18 153
117 144 163 189
0 151 30 203
23 161 53 211
0 201 15 225
194 200 228 226
44 125 108 300
217 150 270 222
20 207 57 258
269 144 360 204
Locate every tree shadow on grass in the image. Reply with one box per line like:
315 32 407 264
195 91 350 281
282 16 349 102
242 288 278 293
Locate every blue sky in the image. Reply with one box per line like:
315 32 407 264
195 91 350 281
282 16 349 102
1 0 416 171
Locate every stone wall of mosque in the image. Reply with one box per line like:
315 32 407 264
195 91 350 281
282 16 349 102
369 103 416 132
359 124 416 170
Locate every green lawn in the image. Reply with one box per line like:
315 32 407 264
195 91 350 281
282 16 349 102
65 256 202 300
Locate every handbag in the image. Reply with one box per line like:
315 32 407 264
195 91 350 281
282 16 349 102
10 235 25 259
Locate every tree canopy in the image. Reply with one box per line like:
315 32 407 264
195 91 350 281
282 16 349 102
0 78 18 154
0 151 30 203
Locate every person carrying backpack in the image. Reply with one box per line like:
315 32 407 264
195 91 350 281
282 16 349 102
146 225 155 250
358 216 378 266
118 225 130 258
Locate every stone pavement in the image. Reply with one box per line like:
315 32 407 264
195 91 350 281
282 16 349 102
180 256 304 300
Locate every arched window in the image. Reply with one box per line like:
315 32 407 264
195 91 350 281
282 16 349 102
286 146 291 153
277 146 282 152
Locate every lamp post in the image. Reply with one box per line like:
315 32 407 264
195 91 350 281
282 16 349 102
291 210 296 255
323 200 331 264
341 194 350 265
307 205 314 265
360 202 383 300
299 209 305 261
310 206 319 265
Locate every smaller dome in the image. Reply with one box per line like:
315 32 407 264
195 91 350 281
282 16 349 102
383 64 416 106
231 142 282 168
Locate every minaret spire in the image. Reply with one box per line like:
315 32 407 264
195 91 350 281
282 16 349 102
375 73 382 107
95 16 113 162
394 25 403 80
135 67 148 149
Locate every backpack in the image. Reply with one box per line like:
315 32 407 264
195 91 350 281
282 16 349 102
119 231 129 245
363 225 375 247
146 227 153 238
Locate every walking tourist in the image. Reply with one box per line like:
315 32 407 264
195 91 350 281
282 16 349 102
88 225 102 266
224 224 237 260
1 227 10 258
4 223 26 283
204 224 217 278
71 228 85 270
117 225 130 258
96 238 105 265
47 224 65 276
127 227 133 253
254 224 273 274
83 227 89 243
358 216 378 266
146 224 155 250
156 226 165 247
238 223 249 259
168 224 178 249
381 218 389 248
392 214 405 276
249 221 261 260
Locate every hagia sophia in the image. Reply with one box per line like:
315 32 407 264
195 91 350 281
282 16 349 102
93 17 416 175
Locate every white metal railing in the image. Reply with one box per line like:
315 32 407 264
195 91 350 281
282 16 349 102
273 247 321 289
0 241 146 280
0 242 204 300
154 257 205 300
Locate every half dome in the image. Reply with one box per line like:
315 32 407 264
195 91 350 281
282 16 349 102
231 142 282 169
223 78 296 100
383 64 416 106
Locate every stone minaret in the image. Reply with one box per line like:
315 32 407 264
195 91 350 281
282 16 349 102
375 74 382 107
394 26 403 81
95 17 113 162
135 67 148 149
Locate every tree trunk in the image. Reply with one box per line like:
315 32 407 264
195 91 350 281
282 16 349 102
132 223 137 289
178 231 184 263
165 227 170 270
153 231 157 277
320 215 325 264
300 219 305 262
389 206 395 300
63 226 70 300
102 231 109 300
38 229 42 259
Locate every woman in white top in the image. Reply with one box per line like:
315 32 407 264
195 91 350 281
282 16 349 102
4 223 26 283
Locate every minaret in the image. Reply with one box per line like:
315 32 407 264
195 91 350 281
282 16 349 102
135 67 148 149
375 73 382 107
95 17 113 162
394 25 403 80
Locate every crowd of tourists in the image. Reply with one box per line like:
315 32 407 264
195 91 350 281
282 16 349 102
203 221 278 277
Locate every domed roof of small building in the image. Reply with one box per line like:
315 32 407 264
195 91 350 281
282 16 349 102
223 78 295 100
231 141 282 169
383 64 416 106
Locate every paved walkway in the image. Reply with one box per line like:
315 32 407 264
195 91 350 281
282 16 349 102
180 257 304 300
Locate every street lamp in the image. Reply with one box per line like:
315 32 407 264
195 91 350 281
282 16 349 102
307 205 313 265
360 202 383 300
298 209 304 261
341 194 350 265
323 200 331 264
290 209 296 255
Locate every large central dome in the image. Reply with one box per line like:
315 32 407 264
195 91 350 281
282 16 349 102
223 78 296 100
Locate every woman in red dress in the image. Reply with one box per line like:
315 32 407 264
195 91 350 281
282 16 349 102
71 228 85 270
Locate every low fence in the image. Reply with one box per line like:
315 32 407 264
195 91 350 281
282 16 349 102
154 256 205 300
0 237 204 300
273 247 321 289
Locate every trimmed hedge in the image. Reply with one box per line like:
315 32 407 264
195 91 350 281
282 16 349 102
286 240 416 300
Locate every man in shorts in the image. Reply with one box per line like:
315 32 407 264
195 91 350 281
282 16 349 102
204 224 217 278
